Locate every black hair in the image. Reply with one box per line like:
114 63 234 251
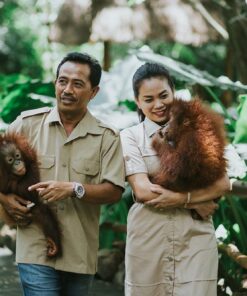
56 52 102 87
132 62 174 122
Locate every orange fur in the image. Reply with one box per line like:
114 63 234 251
152 98 227 192
0 132 62 257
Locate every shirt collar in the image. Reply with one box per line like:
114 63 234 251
44 106 103 140
72 110 102 137
143 117 163 138
44 106 62 125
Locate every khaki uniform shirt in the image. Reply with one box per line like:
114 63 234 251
120 118 217 296
9 107 125 274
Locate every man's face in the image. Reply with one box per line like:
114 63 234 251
55 61 99 117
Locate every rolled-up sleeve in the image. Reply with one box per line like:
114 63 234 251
120 128 148 177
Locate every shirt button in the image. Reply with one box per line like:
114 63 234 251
167 237 172 243
85 167 89 172
125 155 130 161
167 256 173 262
168 276 173 281
62 164 67 167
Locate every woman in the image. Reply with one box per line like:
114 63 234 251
120 62 230 296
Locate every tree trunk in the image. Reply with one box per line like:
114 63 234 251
103 41 111 71
224 0 247 84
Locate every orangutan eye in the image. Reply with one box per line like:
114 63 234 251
6 156 14 164
15 149 21 159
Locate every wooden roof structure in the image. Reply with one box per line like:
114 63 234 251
49 0 223 46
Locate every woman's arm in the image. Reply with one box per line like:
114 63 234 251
128 172 230 209
127 173 187 206
128 173 220 219
190 174 230 203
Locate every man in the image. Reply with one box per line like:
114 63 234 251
0 52 125 295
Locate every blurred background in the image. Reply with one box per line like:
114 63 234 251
0 1 247 295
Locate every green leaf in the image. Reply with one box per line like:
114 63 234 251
233 95 247 144
1 82 54 123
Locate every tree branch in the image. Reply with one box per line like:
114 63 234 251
188 0 229 39
219 242 247 269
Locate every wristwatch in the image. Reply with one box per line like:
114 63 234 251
73 182 85 199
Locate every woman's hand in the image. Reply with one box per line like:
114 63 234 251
187 200 219 220
145 184 186 208
145 184 219 218
28 181 74 203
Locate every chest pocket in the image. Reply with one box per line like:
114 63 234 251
38 155 55 181
71 158 100 184
139 146 160 177
139 146 157 157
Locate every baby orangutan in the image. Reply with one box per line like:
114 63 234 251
152 98 227 218
0 132 62 257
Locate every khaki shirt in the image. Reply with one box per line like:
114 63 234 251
120 118 218 296
9 107 125 274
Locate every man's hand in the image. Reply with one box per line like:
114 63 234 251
28 181 74 203
0 193 32 225
186 200 219 220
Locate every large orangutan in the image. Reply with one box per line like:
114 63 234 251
152 98 227 217
0 132 62 257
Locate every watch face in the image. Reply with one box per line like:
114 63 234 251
75 183 85 199
77 185 84 195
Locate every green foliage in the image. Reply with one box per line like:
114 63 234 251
0 73 28 98
233 95 247 144
110 41 144 68
0 27 43 77
0 0 18 23
0 0 43 77
118 100 137 112
203 86 236 136
0 75 55 123
213 93 247 295
215 194 247 294
150 41 198 66
149 41 226 77
99 186 133 249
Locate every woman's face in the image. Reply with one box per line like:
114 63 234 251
136 77 174 124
